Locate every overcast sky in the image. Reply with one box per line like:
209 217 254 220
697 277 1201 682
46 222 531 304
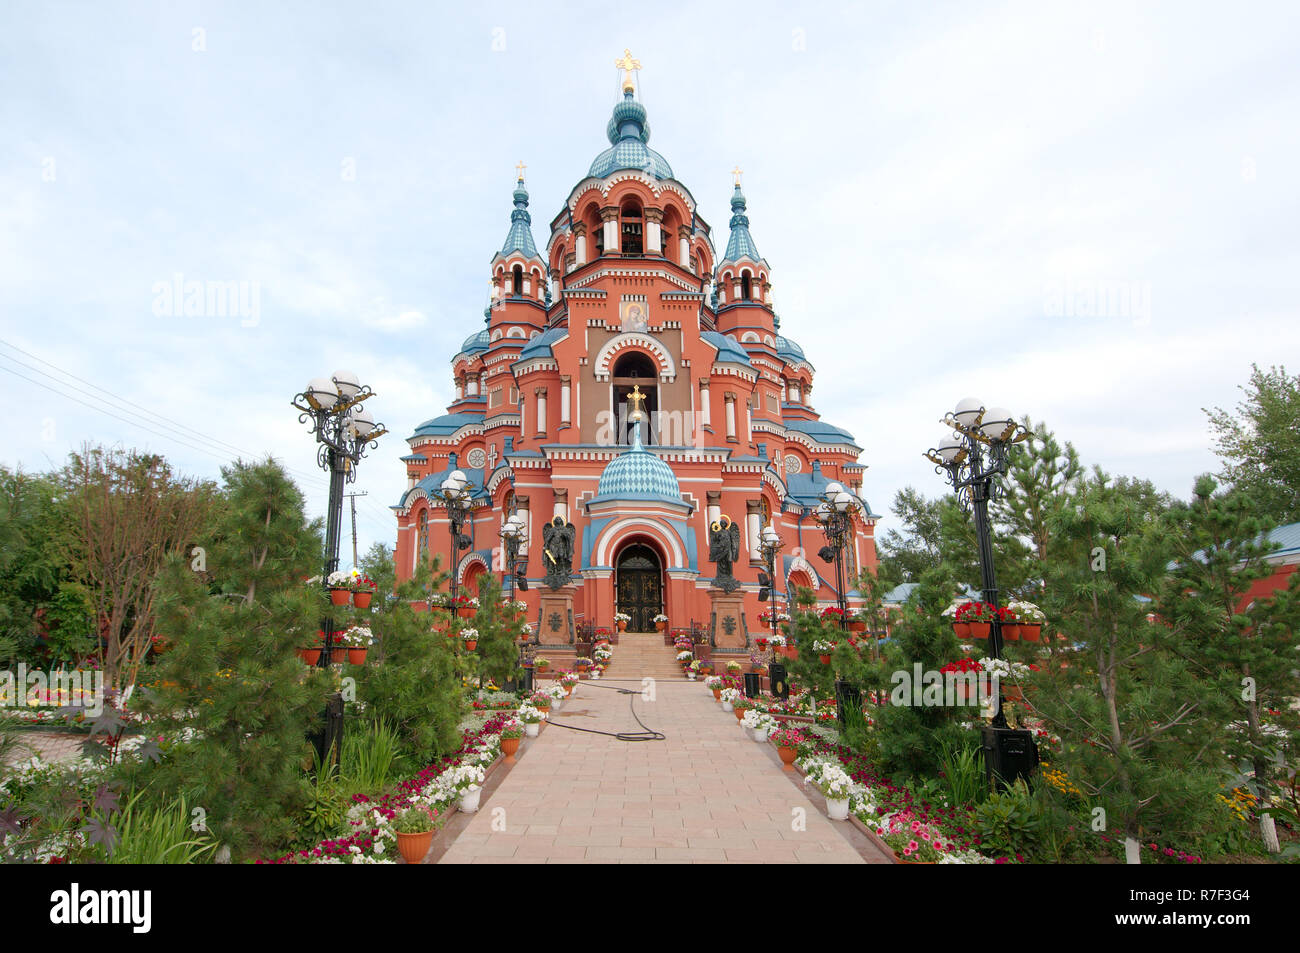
3 1 1298 564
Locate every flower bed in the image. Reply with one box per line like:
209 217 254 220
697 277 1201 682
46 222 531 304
259 714 512 864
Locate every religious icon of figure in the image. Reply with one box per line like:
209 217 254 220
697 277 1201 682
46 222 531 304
621 302 648 332
708 514 742 592
541 515 576 589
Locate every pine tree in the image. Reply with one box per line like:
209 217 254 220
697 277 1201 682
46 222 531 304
354 554 466 765
138 458 332 861
466 573 526 690
1205 364 1300 524
1156 476 1300 801
1034 470 1222 861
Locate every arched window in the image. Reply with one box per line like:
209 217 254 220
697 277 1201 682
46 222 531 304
512 265 524 295
620 201 643 255
741 274 752 300
611 351 659 446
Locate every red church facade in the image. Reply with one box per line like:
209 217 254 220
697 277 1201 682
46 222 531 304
393 58 877 639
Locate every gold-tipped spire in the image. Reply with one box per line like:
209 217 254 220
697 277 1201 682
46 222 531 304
731 165 743 187
515 159 526 182
615 48 642 94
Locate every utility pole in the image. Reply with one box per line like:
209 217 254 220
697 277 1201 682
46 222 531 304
346 490 368 568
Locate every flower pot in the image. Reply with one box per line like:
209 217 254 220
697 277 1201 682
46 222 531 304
352 591 372 610
686 672 696 680
712 689 722 701
656 620 667 631
616 621 627 632
330 587 351 606
458 607 475 619
752 727 770 743
525 722 540 738
825 796 850 821
721 700 733 712
537 663 550 673
459 788 482 814
1020 623 1042 642
297 648 321 665
411 601 428 613
733 708 745 721
464 640 478 651
347 648 368 665
952 622 971 637
848 621 866 633
395 830 433 865
819 654 831 665
968 622 991 638
1000 623 1020 640
501 736 520 763
778 746 797 770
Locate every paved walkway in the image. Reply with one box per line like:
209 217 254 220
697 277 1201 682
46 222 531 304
438 678 873 864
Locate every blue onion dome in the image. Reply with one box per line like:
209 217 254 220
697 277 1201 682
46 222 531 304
588 91 674 180
774 335 805 362
593 390 681 504
461 328 490 354
722 183 762 262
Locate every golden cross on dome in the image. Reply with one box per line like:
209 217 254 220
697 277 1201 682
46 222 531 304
732 165 743 186
615 48 642 93
628 384 646 420
515 159 526 182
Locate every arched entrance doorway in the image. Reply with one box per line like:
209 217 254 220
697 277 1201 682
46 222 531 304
615 542 663 632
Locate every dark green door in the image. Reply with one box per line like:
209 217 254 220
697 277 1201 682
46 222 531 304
616 545 662 632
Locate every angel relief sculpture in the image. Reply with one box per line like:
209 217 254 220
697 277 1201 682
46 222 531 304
708 514 742 592
542 516 576 589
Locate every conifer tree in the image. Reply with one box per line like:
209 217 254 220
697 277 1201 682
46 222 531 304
1155 476 1300 801
141 458 331 861
1034 470 1222 862
467 573 526 690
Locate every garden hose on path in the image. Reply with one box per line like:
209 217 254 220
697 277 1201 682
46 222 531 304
546 682 666 742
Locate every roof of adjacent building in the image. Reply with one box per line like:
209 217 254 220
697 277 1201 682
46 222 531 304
459 328 490 356
774 335 808 365
397 465 489 508
701 330 752 367
587 91 675 180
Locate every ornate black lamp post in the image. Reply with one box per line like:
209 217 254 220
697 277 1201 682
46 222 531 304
814 482 856 632
757 521 784 638
925 398 1039 785
438 470 473 604
292 370 387 668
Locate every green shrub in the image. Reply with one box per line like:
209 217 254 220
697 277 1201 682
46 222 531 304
972 781 1044 860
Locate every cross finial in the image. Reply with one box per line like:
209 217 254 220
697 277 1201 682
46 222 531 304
731 165 743 187
615 48 642 94
628 384 646 420
515 160 526 182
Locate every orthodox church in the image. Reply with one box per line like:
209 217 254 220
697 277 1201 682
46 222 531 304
393 54 877 640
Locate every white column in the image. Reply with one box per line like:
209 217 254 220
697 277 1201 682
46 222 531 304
603 218 618 252
523 276 531 296
746 504 762 562
455 378 464 400
699 380 711 428
575 232 587 266
724 394 737 441
647 221 661 254
679 235 690 267
560 377 571 425
790 382 801 404
745 400 753 442
535 387 547 434
552 488 568 524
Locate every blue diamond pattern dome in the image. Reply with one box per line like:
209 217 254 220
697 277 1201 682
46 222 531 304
461 328 490 354
594 420 681 504
588 91 674 180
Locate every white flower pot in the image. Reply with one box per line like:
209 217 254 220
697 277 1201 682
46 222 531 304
686 672 696 680
721 701 733 712
459 788 482 814
825 796 849 821
752 728 770 743
525 722 539 738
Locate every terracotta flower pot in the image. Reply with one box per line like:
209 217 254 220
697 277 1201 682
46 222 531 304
733 708 745 721
656 620 667 631
1000 623 1020 640
778 746 797 770
1020 623 1042 642
464 640 477 651
353 591 373 609
819 654 831 665
330 588 351 607
347 648 368 665
952 622 972 637
501 736 520 763
712 689 721 701
969 622 991 638
396 830 434 865
848 621 866 633
458 607 475 619
297 648 321 665
616 621 627 632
